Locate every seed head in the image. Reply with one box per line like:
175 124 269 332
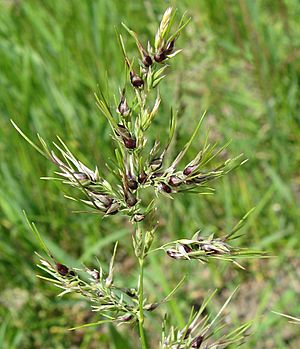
87 268 100 280
158 182 172 193
150 171 163 179
144 302 159 311
130 72 144 88
127 178 138 190
73 172 90 181
165 39 176 55
124 190 138 207
123 137 137 149
183 165 198 176
154 39 176 63
90 192 113 207
117 314 134 322
133 213 145 222
191 335 204 348
166 249 181 259
142 54 153 67
149 158 163 172
154 51 167 63
116 125 137 149
105 202 120 215
56 263 69 276
117 91 130 117
116 124 132 140
168 175 182 187
138 170 147 184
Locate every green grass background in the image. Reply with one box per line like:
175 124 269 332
0 0 299 348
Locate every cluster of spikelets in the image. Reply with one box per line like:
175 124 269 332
36 248 253 348
29 215 253 348
33 244 252 348
162 208 263 268
12 7 244 223
160 289 253 349
14 7 265 348
35 241 140 326
28 212 185 329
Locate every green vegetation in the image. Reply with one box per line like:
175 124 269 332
0 1 299 348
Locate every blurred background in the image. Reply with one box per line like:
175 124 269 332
0 0 299 348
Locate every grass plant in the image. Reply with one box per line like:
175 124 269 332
1 1 299 348
13 7 265 348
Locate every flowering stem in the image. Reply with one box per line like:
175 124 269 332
138 257 148 349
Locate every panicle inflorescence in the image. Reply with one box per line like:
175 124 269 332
13 7 264 348
13 7 243 224
36 243 141 325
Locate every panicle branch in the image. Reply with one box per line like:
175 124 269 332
160 289 252 349
161 209 265 268
36 244 139 325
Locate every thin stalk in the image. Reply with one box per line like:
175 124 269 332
138 258 148 349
